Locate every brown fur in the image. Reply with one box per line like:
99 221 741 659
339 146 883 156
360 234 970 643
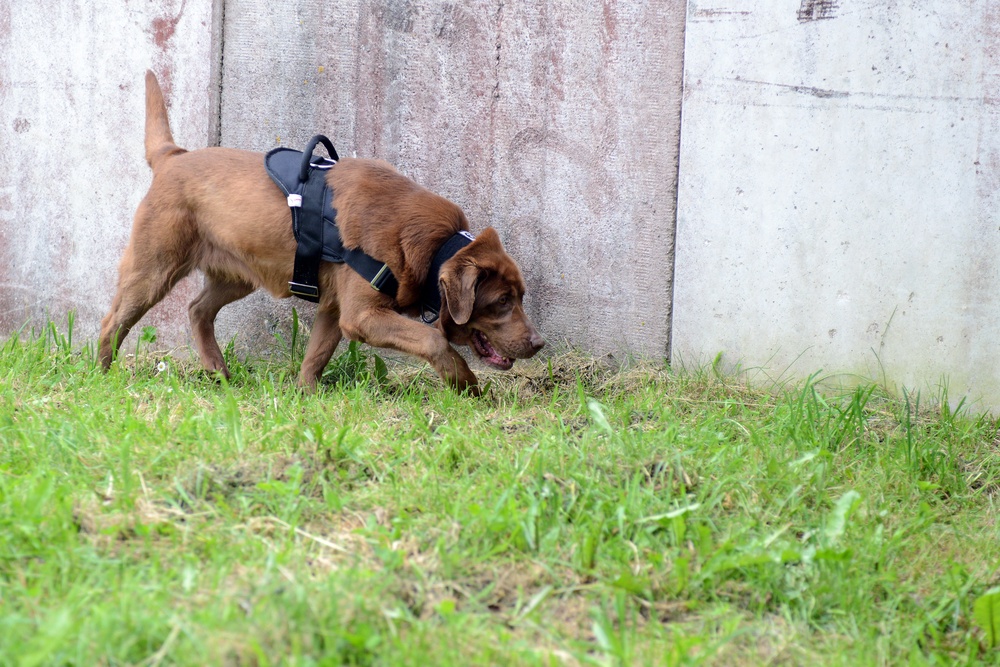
99 71 544 394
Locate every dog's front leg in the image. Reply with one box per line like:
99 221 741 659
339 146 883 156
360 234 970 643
339 302 479 395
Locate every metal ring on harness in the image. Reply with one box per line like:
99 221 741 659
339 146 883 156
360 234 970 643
298 135 340 183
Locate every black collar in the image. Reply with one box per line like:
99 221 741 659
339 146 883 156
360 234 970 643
421 231 475 323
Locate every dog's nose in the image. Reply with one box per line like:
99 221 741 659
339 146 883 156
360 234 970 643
530 332 545 352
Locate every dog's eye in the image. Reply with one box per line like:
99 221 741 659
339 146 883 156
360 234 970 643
498 296 508 306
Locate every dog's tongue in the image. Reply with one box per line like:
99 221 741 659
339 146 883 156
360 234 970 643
472 331 514 370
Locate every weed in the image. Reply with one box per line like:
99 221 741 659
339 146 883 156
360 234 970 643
322 340 389 388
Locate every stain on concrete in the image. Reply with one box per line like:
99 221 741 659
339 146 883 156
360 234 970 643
151 1 184 48
797 0 838 23
692 8 751 21
0 185 12 322
961 2 1000 330
147 0 187 100
384 0 416 33
0 4 10 41
601 0 618 44
433 3 475 43
794 85 849 99
737 77 850 99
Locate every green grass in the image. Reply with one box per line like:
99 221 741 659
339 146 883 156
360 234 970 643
3 318 1000 665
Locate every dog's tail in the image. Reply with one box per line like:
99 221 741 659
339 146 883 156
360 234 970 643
144 70 186 171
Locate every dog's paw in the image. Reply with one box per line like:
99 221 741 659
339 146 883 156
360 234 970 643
297 376 320 395
206 369 231 385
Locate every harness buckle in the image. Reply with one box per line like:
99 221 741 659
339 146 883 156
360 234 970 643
369 264 393 292
287 194 302 208
421 307 440 324
288 281 319 299
310 158 336 170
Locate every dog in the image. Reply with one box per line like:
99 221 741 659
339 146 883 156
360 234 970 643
99 71 544 394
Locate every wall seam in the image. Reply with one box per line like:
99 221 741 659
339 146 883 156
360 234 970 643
208 0 226 146
665 0 690 363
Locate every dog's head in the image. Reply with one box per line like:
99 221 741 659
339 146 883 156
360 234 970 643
437 227 544 369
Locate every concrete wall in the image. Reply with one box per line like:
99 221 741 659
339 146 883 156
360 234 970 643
0 0 684 362
5 0 1000 409
214 0 685 358
672 0 1000 409
0 0 218 350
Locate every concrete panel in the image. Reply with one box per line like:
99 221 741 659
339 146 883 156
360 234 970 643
215 0 685 359
0 0 216 348
673 2 1000 406
491 2 685 357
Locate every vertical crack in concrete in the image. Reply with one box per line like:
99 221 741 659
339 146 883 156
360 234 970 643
351 0 368 157
492 1 503 104
540 2 550 259
209 0 226 146
365 0 385 157
217 0 225 145
489 1 504 227
666 5 688 361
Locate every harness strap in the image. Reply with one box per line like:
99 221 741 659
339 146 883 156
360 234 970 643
286 135 401 300
341 245 399 297
421 231 475 323
288 168 328 302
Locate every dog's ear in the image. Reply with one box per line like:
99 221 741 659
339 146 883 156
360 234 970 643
440 259 480 326
474 227 502 251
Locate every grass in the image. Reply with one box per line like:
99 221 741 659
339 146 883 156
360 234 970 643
2 317 1000 665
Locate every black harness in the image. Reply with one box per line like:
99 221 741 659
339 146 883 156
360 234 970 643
264 135 473 322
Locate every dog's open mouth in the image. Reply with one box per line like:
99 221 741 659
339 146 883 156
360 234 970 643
471 330 514 370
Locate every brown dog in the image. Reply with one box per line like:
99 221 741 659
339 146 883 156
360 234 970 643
99 71 543 394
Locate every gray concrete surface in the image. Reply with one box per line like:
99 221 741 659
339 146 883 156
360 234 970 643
672 1 1000 408
8 0 998 410
214 0 686 359
0 0 216 350
0 0 684 366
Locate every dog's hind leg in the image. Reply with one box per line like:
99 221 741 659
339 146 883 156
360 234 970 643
188 275 255 378
99 203 198 370
99 248 195 370
298 307 342 391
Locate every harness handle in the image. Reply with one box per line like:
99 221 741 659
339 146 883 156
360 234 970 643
298 134 340 183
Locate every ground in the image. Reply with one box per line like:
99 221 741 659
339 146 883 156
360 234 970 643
2 324 1000 665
